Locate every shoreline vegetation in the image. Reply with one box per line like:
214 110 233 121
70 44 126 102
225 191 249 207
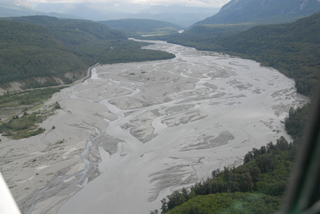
0 88 63 139
154 137 296 214
152 125 305 214
0 62 98 139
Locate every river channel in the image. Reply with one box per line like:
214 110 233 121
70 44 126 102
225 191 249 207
1 40 308 214
58 40 307 213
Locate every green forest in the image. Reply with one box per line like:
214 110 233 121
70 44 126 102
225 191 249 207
0 16 175 89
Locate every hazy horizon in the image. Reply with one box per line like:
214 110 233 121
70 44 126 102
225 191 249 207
28 0 230 9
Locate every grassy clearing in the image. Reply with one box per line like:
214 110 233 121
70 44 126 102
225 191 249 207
0 88 63 139
0 102 59 139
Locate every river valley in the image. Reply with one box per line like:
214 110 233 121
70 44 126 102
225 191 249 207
0 40 308 214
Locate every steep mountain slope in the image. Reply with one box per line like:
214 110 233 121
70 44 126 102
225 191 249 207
197 0 320 25
99 19 184 37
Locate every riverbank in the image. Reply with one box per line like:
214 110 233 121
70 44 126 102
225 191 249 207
0 41 308 214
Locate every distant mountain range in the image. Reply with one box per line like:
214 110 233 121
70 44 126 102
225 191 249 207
33 3 219 27
0 0 79 19
99 19 184 37
197 0 320 25
0 0 30 8
0 0 220 27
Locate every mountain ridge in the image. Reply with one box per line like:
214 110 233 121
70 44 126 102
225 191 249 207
196 0 320 25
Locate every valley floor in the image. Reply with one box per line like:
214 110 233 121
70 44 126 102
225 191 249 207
0 41 308 214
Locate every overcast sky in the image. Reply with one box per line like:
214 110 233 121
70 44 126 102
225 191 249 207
28 0 231 8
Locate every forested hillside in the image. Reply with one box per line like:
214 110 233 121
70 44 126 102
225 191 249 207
0 16 175 89
0 19 88 87
99 19 184 37
151 12 320 97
